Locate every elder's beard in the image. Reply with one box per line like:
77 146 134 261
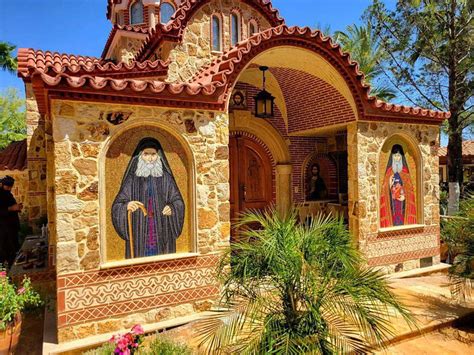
392 159 403 174
135 156 163 177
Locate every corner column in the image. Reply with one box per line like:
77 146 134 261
276 164 292 216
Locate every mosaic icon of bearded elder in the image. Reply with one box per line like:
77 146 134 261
112 138 185 259
380 144 417 228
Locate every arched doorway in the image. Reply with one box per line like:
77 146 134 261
229 133 273 229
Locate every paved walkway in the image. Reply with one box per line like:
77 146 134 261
376 273 473 353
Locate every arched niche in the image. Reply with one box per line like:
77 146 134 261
302 153 338 201
100 123 195 263
378 134 423 229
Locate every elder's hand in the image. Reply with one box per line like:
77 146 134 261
127 201 144 212
162 205 172 216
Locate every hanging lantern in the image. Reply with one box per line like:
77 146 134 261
254 66 275 118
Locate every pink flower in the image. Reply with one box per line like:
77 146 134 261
131 324 144 335
116 336 129 350
0 271 6 278
17 287 25 295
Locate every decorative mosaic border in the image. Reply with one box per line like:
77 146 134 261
367 225 440 266
57 254 220 327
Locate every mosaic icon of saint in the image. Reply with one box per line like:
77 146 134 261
112 138 185 259
380 144 417 227
306 163 328 201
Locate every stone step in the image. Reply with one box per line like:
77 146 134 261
386 263 451 280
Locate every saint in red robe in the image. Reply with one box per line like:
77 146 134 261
380 152 417 228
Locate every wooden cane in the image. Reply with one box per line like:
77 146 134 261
127 204 147 259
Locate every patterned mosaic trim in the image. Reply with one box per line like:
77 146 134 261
368 247 440 266
369 225 439 242
58 285 219 327
57 254 220 327
57 254 219 288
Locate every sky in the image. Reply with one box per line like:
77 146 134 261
0 0 384 93
0 0 464 145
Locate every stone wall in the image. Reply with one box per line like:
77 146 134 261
51 100 230 342
166 0 272 82
348 121 440 271
25 84 48 227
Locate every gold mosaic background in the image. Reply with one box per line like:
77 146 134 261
105 126 192 261
379 137 420 224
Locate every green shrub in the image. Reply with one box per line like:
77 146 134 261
143 335 192 355
0 269 42 330
441 194 474 300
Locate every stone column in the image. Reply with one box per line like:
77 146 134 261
276 164 292 216
149 6 156 28
346 123 360 245
25 84 47 227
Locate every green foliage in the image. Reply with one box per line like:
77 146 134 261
335 23 396 101
143 336 192 355
196 207 414 354
366 0 473 116
83 334 192 355
0 270 43 331
441 194 474 300
83 341 116 355
0 88 27 150
0 42 17 74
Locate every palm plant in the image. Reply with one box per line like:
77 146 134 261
0 42 17 74
196 207 414 354
441 194 474 300
335 24 396 101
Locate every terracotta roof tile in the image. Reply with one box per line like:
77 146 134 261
439 141 474 157
0 140 27 171
18 48 169 79
135 0 284 61
191 25 450 122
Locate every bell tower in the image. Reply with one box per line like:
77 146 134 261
107 0 181 30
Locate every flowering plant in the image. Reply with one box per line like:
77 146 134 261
109 324 145 355
0 268 42 331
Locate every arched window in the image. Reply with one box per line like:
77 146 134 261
230 12 241 47
249 20 258 36
212 15 222 52
130 0 144 25
160 2 175 24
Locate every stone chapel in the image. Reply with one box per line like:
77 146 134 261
15 0 448 343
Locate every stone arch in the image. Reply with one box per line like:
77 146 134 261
377 133 423 229
230 111 292 213
99 119 197 264
193 27 374 121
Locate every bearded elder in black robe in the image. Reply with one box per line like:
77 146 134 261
112 138 185 259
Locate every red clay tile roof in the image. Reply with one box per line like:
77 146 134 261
16 25 450 122
0 140 27 171
18 48 169 79
192 26 450 122
102 24 151 59
135 0 284 61
439 141 474 157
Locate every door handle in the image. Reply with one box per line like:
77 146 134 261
241 184 247 201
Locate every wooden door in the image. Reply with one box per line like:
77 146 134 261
229 135 273 230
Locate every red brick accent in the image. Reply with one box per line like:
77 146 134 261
233 82 339 202
269 68 355 133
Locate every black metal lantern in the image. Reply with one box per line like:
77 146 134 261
254 66 275 118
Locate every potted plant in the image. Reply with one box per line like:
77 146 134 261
0 268 42 354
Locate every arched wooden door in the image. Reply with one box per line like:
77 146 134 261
229 134 273 232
